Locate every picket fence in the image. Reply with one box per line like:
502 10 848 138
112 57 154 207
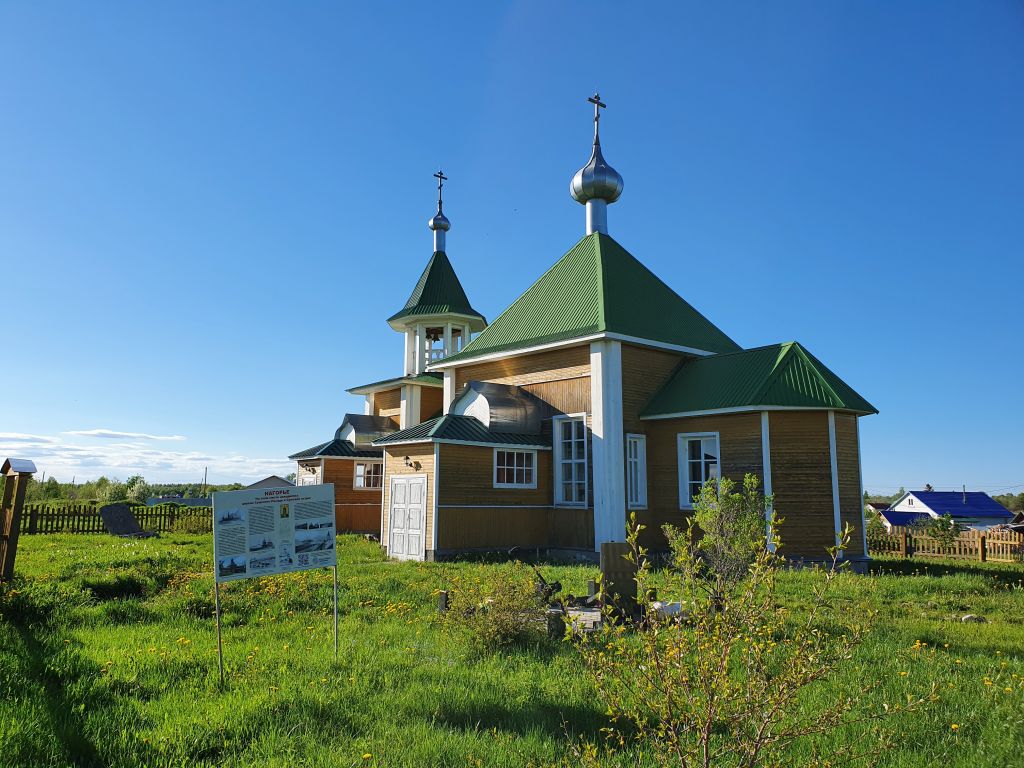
867 525 1024 564
18 503 212 535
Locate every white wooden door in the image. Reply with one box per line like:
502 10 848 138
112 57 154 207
389 475 426 561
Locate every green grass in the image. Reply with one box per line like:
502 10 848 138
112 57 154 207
1 535 1022 767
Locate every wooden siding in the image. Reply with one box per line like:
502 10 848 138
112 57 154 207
833 413 866 558
768 411 836 558
621 345 687 432
322 458 382 534
374 387 402 420
382 444 435 556
432 444 593 551
438 443 552 507
452 345 591 415
436 507 593 551
642 412 763 548
420 386 444 422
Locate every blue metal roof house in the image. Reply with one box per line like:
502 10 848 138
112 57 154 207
887 490 1012 530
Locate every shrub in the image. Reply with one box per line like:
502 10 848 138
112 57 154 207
440 564 551 654
170 514 212 535
566 474 931 767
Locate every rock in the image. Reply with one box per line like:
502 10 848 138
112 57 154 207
961 614 987 623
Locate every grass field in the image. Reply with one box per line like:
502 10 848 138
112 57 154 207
1 534 1023 768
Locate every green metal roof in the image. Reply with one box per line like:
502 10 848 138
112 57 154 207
438 233 740 365
641 341 877 418
288 439 383 460
347 372 442 395
387 251 486 329
373 415 549 448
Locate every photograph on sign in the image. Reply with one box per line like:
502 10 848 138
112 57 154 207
212 484 336 583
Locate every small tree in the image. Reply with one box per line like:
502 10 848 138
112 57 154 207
566 474 929 767
921 513 963 551
125 474 150 503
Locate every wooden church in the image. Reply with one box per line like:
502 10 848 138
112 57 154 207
290 95 877 562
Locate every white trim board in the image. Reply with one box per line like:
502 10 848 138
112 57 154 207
642 405 870 421
432 443 440 554
376 438 551 450
426 332 718 371
827 410 843 557
761 411 775 552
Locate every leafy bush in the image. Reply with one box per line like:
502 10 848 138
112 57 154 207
170 514 212 535
440 564 551 654
566 474 931 767
918 513 964 550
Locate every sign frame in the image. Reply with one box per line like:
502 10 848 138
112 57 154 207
211 484 339 686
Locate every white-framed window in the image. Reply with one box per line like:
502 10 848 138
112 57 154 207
493 449 537 489
354 461 384 490
554 415 587 506
626 433 648 510
677 432 720 509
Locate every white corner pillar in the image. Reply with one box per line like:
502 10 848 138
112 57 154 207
364 393 375 416
403 330 416 376
760 411 775 552
400 384 422 430
827 409 844 558
590 339 626 550
442 370 455 414
856 417 868 559
443 323 453 360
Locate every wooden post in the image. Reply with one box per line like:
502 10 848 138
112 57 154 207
1 459 37 582
897 528 908 559
979 531 987 562
27 504 38 535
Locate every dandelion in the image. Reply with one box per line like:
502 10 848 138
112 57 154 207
362 754 372 761
951 724 959 731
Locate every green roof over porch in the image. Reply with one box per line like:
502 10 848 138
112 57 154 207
641 341 877 418
435 233 740 366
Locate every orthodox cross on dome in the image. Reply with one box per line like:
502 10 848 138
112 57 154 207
433 169 448 211
588 92 606 144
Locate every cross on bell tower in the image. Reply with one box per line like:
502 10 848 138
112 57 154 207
433 169 448 211
427 170 451 252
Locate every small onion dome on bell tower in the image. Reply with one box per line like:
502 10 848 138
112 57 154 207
428 169 451 251
570 92 623 235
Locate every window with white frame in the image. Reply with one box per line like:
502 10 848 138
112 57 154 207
555 416 587 506
677 433 720 508
626 434 648 509
493 449 537 488
354 461 383 489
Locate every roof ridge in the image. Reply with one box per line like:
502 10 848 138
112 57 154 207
595 233 609 332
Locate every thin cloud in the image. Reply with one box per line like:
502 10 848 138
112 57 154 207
64 429 186 441
0 433 60 443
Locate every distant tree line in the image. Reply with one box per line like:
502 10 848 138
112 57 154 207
2 475 250 505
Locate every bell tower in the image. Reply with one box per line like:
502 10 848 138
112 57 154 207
386 171 487 376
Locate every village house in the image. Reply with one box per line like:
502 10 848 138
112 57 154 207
885 490 1013 531
291 95 877 562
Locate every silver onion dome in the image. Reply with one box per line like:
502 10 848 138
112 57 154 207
428 210 450 231
570 140 623 204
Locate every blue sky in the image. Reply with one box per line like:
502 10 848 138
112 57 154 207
1 2 1021 493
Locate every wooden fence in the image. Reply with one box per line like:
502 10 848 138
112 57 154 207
867 525 1024 564
18 503 212 535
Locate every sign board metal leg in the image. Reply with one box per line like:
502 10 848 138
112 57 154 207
333 564 339 660
214 580 225 688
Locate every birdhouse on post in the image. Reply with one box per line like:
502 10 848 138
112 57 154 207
1 458 37 582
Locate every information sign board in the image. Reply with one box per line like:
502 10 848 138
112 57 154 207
212 484 337 583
